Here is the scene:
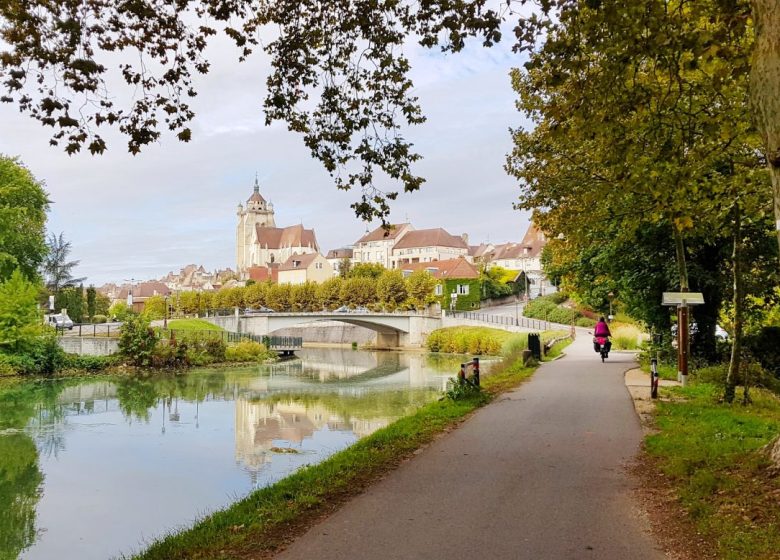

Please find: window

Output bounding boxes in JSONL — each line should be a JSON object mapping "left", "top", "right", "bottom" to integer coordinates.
{"left": 457, "top": 284, "right": 469, "bottom": 295}
{"left": 435, "top": 284, "right": 443, "bottom": 296}
{"left": 376, "top": 252, "right": 382, "bottom": 260}
{"left": 315, "top": 262, "right": 322, "bottom": 269}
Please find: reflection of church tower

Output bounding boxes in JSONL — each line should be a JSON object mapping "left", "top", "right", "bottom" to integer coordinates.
{"left": 236, "top": 176, "right": 275, "bottom": 276}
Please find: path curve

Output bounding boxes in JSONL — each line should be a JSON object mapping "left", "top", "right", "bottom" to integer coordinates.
{"left": 276, "top": 335, "right": 665, "bottom": 560}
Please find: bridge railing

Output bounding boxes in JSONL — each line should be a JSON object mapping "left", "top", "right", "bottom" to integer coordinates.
{"left": 201, "top": 308, "right": 439, "bottom": 318}
{"left": 158, "top": 329, "right": 302, "bottom": 349}
{"left": 445, "top": 310, "right": 550, "bottom": 331}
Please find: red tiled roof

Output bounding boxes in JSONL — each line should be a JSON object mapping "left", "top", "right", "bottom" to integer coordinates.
{"left": 356, "top": 223, "right": 410, "bottom": 244}
{"left": 117, "top": 281, "right": 170, "bottom": 299}
{"left": 255, "top": 224, "right": 319, "bottom": 251}
{"left": 400, "top": 258, "right": 479, "bottom": 279}
{"left": 469, "top": 243, "right": 494, "bottom": 258}
{"left": 279, "top": 253, "right": 320, "bottom": 271}
{"left": 393, "top": 228, "right": 468, "bottom": 250}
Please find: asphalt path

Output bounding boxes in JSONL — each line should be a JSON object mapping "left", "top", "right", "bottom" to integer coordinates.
{"left": 276, "top": 335, "right": 664, "bottom": 560}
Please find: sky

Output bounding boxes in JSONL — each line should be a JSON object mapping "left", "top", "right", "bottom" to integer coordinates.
{"left": 0, "top": 21, "right": 532, "bottom": 286}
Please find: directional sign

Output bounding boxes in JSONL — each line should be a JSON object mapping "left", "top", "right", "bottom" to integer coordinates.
{"left": 662, "top": 292, "right": 704, "bottom": 306}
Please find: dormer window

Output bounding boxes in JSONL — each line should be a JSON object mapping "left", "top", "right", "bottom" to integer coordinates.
{"left": 293, "top": 260, "right": 301, "bottom": 268}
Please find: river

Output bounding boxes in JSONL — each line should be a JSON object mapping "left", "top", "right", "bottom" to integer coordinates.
{"left": 0, "top": 348, "right": 488, "bottom": 560}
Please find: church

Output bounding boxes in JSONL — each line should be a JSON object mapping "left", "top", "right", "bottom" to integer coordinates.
{"left": 236, "top": 178, "right": 320, "bottom": 278}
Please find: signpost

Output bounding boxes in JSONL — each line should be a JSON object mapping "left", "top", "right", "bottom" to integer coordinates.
{"left": 662, "top": 292, "right": 704, "bottom": 386}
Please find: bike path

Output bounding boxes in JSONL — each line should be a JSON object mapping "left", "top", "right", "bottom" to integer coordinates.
{"left": 276, "top": 336, "right": 665, "bottom": 560}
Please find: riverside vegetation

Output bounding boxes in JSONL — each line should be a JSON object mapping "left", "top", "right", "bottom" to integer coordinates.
{"left": 130, "top": 328, "right": 571, "bottom": 560}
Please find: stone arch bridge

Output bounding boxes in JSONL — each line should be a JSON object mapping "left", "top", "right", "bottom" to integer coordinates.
{"left": 203, "top": 312, "right": 443, "bottom": 349}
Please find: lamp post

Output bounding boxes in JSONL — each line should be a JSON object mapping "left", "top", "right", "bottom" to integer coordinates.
{"left": 163, "top": 294, "right": 169, "bottom": 329}
{"left": 607, "top": 291, "right": 614, "bottom": 322}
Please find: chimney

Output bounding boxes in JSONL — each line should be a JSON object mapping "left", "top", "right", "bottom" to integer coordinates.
{"left": 461, "top": 233, "right": 469, "bottom": 245}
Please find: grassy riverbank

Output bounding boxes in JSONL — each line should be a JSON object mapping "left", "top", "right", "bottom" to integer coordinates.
{"left": 130, "top": 339, "right": 571, "bottom": 560}
{"left": 643, "top": 383, "right": 780, "bottom": 559}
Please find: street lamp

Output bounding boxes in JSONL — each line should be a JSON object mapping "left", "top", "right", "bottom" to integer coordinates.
{"left": 163, "top": 294, "right": 169, "bottom": 329}
{"left": 607, "top": 291, "right": 615, "bottom": 322}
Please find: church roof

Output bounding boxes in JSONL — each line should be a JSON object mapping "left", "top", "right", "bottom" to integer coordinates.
{"left": 247, "top": 177, "right": 266, "bottom": 204}
{"left": 255, "top": 223, "right": 319, "bottom": 250}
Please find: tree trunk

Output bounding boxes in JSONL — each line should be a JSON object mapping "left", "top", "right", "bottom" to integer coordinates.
{"left": 725, "top": 206, "right": 743, "bottom": 403}
{"left": 673, "top": 227, "right": 690, "bottom": 291}
{"left": 750, "top": 0, "right": 780, "bottom": 262}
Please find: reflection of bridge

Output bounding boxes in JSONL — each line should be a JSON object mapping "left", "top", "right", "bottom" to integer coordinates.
{"left": 204, "top": 312, "right": 442, "bottom": 349}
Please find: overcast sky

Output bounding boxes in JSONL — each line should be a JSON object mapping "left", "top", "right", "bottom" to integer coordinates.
{"left": 0, "top": 25, "right": 532, "bottom": 286}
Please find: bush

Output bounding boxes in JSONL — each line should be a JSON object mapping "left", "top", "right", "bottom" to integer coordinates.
{"left": 225, "top": 340, "right": 274, "bottom": 362}
{"left": 576, "top": 317, "right": 597, "bottom": 328}
{"left": 63, "top": 354, "right": 117, "bottom": 372}
{"left": 93, "top": 314, "right": 107, "bottom": 324}
{"left": 548, "top": 292, "right": 568, "bottom": 305}
{"left": 118, "top": 315, "right": 158, "bottom": 367}
{"left": 151, "top": 340, "right": 190, "bottom": 368}
{"left": 0, "top": 354, "right": 16, "bottom": 376}
{"left": 1, "top": 334, "right": 67, "bottom": 375}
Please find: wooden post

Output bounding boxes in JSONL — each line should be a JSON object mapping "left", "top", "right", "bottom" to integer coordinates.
{"left": 678, "top": 305, "right": 689, "bottom": 386}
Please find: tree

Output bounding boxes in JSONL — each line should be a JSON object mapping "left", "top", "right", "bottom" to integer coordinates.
{"left": 405, "top": 270, "right": 436, "bottom": 310}
{"left": 0, "top": 269, "right": 42, "bottom": 355}
{"left": 244, "top": 282, "right": 268, "bottom": 308}
{"left": 266, "top": 284, "right": 292, "bottom": 312}
{"left": 108, "top": 301, "right": 133, "bottom": 322}
{"left": 338, "top": 258, "right": 352, "bottom": 279}
{"left": 749, "top": 1, "right": 780, "bottom": 261}
{"left": 53, "top": 284, "right": 84, "bottom": 323}
{"left": 349, "top": 263, "right": 386, "bottom": 279}
{"left": 0, "top": 2, "right": 504, "bottom": 223}
{"left": 42, "top": 233, "right": 85, "bottom": 293}
{"left": 0, "top": 156, "right": 48, "bottom": 282}
{"left": 95, "top": 292, "right": 111, "bottom": 316}
{"left": 290, "top": 282, "right": 321, "bottom": 312}
{"left": 376, "top": 270, "right": 407, "bottom": 310}
{"left": 318, "top": 277, "right": 344, "bottom": 310}
{"left": 142, "top": 295, "right": 167, "bottom": 321}
{"left": 86, "top": 285, "right": 96, "bottom": 322}
{"left": 118, "top": 315, "right": 158, "bottom": 367}
{"left": 340, "top": 277, "right": 377, "bottom": 307}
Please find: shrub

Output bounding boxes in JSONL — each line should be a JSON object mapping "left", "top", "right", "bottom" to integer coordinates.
{"left": 63, "top": 354, "right": 117, "bottom": 372}
{"left": 0, "top": 354, "right": 16, "bottom": 376}
{"left": 118, "top": 315, "right": 158, "bottom": 367}
{"left": 225, "top": 340, "right": 274, "bottom": 362}
{"left": 548, "top": 292, "right": 568, "bottom": 305}
{"left": 425, "top": 327, "right": 505, "bottom": 355}
{"left": 576, "top": 317, "right": 597, "bottom": 328}
{"left": 204, "top": 338, "right": 226, "bottom": 361}
{"left": 151, "top": 340, "right": 190, "bottom": 368}
{"left": 92, "top": 314, "right": 107, "bottom": 324}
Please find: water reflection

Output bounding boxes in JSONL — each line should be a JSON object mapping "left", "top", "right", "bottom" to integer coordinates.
{"left": 0, "top": 348, "right": 476, "bottom": 560}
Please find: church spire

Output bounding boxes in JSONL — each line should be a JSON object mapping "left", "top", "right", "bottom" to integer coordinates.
{"left": 253, "top": 173, "right": 260, "bottom": 194}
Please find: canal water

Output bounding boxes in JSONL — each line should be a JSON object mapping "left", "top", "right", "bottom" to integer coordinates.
{"left": 0, "top": 348, "right": 485, "bottom": 560}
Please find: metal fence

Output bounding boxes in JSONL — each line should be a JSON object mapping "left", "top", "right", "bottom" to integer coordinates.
{"left": 158, "top": 329, "right": 302, "bottom": 349}
{"left": 55, "top": 323, "right": 120, "bottom": 337}
{"left": 446, "top": 310, "right": 550, "bottom": 331}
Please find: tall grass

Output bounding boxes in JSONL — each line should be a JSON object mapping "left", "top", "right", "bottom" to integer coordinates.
{"left": 612, "top": 324, "right": 643, "bottom": 350}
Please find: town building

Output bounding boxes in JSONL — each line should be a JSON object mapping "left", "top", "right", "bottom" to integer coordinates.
{"left": 277, "top": 253, "right": 334, "bottom": 285}
{"left": 399, "top": 257, "right": 481, "bottom": 311}
{"left": 116, "top": 281, "right": 171, "bottom": 313}
{"left": 351, "top": 223, "right": 413, "bottom": 268}
{"left": 236, "top": 177, "right": 320, "bottom": 278}
{"left": 391, "top": 228, "right": 470, "bottom": 268}
{"left": 325, "top": 247, "right": 354, "bottom": 276}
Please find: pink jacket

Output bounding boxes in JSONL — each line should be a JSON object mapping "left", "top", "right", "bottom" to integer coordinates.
{"left": 594, "top": 321, "right": 611, "bottom": 337}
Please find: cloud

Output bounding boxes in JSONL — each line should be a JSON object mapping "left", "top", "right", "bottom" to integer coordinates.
{"left": 0, "top": 18, "right": 532, "bottom": 285}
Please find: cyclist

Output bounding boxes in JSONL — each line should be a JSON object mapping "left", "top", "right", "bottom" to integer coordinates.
{"left": 593, "top": 316, "right": 612, "bottom": 354}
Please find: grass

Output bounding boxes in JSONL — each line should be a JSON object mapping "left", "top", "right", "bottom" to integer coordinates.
{"left": 611, "top": 324, "right": 643, "bottom": 350}
{"left": 165, "top": 319, "right": 223, "bottom": 331}
{"left": 646, "top": 382, "right": 780, "bottom": 559}
{"left": 426, "top": 326, "right": 569, "bottom": 358}
{"left": 129, "top": 348, "right": 553, "bottom": 560}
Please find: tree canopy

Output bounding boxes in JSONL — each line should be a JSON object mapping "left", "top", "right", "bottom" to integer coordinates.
{"left": 0, "top": 156, "right": 49, "bottom": 281}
